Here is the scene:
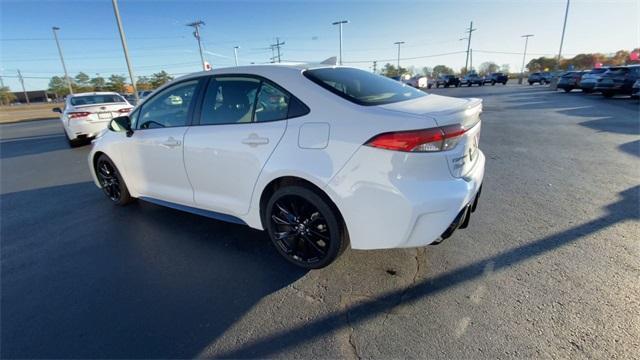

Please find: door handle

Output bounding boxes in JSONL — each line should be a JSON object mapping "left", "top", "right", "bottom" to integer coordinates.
{"left": 242, "top": 134, "right": 269, "bottom": 147}
{"left": 160, "top": 137, "right": 182, "bottom": 148}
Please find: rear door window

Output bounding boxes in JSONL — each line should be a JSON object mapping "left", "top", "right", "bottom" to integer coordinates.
{"left": 304, "top": 67, "right": 426, "bottom": 106}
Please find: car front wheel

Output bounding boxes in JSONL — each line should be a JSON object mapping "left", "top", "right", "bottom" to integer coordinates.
{"left": 265, "top": 185, "right": 348, "bottom": 269}
{"left": 95, "top": 154, "right": 134, "bottom": 206}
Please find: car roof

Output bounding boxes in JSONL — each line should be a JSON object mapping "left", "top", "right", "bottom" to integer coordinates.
{"left": 69, "top": 91, "right": 121, "bottom": 97}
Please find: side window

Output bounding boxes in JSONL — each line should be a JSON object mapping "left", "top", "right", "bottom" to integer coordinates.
{"left": 200, "top": 77, "right": 260, "bottom": 125}
{"left": 137, "top": 80, "right": 198, "bottom": 129}
{"left": 129, "top": 107, "right": 140, "bottom": 129}
{"left": 255, "top": 82, "right": 290, "bottom": 122}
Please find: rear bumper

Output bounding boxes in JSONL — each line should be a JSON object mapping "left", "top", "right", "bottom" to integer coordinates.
{"left": 66, "top": 119, "right": 110, "bottom": 140}
{"left": 327, "top": 146, "right": 485, "bottom": 250}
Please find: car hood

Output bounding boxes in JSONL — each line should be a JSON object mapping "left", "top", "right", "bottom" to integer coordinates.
{"left": 378, "top": 94, "right": 482, "bottom": 127}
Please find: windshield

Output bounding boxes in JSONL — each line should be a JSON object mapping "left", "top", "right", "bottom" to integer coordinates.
{"left": 70, "top": 94, "right": 125, "bottom": 106}
{"left": 590, "top": 68, "right": 607, "bottom": 74}
{"left": 304, "top": 67, "right": 426, "bottom": 106}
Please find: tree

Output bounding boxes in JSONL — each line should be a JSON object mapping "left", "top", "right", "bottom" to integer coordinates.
{"left": 422, "top": 67, "right": 433, "bottom": 77}
{"left": 74, "top": 72, "right": 91, "bottom": 91}
{"left": 107, "top": 74, "right": 127, "bottom": 93}
{"left": 500, "top": 64, "right": 510, "bottom": 74}
{"left": 526, "top": 57, "right": 557, "bottom": 72}
{"left": 0, "top": 86, "right": 16, "bottom": 105}
{"left": 149, "top": 71, "right": 173, "bottom": 89}
{"left": 478, "top": 62, "right": 499, "bottom": 76}
{"left": 48, "top": 75, "right": 71, "bottom": 96}
{"left": 379, "top": 63, "right": 407, "bottom": 77}
{"left": 90, "top": 76, "right": 106, "bottom": 91}
{"left": 136, "top": 76, "right": 152, "bottom": 91}
{"left": 432, "top": 65, "right": 454, "bottom": 77}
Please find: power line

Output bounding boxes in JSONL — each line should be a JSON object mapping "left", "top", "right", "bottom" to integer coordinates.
{"left": 342, "top": 50, "right": 467, "bottom": 64}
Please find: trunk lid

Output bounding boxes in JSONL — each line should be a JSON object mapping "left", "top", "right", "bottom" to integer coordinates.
{"left": 378, "top": 94, "right": 483, "bottom": 178}
{"left": 72, "top": 103, "right": 131, "bottom": 122}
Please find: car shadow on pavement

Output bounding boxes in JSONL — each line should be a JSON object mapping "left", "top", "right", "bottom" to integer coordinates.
{"left": 618, "top": 139, "right": 640, "bottom": 158}
{"left": 212, "top": 185, "right": 639, "bottom": 358}
{"left": 0, "top": 134, "right": 70, "bottom": 159}
{"left": 1, "top": 182, "right": 307, "bottom": 358}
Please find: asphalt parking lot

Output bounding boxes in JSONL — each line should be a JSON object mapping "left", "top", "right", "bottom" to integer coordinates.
{"left": 1, "top": 84, "right": 638, "bottom": 358}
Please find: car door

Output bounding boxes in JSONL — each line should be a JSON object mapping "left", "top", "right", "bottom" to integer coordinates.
{"left": 183, "top": 76, "right": 302, "bottom": 216}
{"left": 122, "top": 78, "right": 203, "bottom": 206}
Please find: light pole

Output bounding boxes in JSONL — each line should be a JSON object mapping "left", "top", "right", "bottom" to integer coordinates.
{"left": 557, "top": 0, "right": 570, "bottom": 69}
{"left": 332, "top": 20, "right": 349, "bottom": 65}
{"left": 519, "top": 34, "right": 534, "bottom": 84}
{"left": 111, "top": 0, "right": 138, "bottom": 102}
{"left": 187, "top": 20, "right": 206, "bottom": 70}
{"left": 233, "top": 46, "right": 240, "bottom": 66}
{"left": 52, "top": 26, "right": 73, "bottom": 95}
{"left": 394, "top": 41, "right": 405, "bottom": 77}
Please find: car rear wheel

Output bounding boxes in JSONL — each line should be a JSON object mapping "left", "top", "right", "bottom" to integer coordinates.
{"left": 95, "top": 154, "right": 134, "bottom": 206}
{"left": 491, "top": 81, "right": 496, "bottom": 86}
{"left": 563, "top": 88, "right": 572, "bottom": 93}
{"left": 602, "top": 91, "right": 614, "bottom": 98}
{"left": 265, "top": 185, "right": 348, "bottom": 269}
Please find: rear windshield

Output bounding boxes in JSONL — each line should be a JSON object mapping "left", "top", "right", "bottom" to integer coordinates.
{"left": 606, "top": 67, "right": 629, "bottom": 75}
{"left": 589, "top": 68, "right": 607, "bottom": 74}
{"left": 304, "top": 67, "right": 426, "bottom": 106}
{"left": 70, "top": 94, "right": 125, "bottom": 106}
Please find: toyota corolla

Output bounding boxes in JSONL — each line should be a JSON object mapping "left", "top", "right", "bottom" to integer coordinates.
{"left": 88, "top": 65, "right": 485, "bottom": 268}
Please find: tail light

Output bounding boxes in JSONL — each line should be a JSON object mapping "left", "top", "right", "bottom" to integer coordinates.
{"left": 365, "top": 124, "right": 471, "bottom": 152}
{"left": 118, "top": 108, "right": 132, "bottom": 113}
{"left": 68, "top": 111, "right": 91, "bottom": 119}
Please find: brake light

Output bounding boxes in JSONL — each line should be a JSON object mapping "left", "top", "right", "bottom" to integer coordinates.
{"left": 365, "top": 124, "right": 470, "bottom": 152}
{"left": 118, "top": 107, "right": 132, "bottom": 113}
{"left": 68, "top": 111, "right": 91, "bottom": 119}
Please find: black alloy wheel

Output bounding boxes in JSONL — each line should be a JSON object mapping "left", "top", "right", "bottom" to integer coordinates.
{"left": 266, "top": 186, "right": 347, "bottom": 269}
{"left": 95, "top": 155, "right": 133, "bottom": 205}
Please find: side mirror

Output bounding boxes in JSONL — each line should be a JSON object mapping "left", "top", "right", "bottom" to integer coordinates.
{"left": 109, "top": 116, "right": 134, "bottom": 137}
{"left": 52, "top": 107, "right": 62, "bottom": 113}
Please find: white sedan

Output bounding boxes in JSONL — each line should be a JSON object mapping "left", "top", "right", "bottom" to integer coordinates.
{"left": 53, "top": 92, "right": 132, "bottom": 147}
{"left": 88, "top": 65, "right": 485, "bottom": 268}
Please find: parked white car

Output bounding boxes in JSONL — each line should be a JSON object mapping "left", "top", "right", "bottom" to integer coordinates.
{"left": 88, "top": 65, "right": 485, "bottom": 268}
{"left": 53, "top": 92, "right": 132, "bottom": 147}
{"left": 403, "top": 75, "right": 429, "bottom": 89}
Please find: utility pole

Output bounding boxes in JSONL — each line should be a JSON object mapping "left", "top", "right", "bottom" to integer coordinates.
{"left": 463, "top": 21, "right": 477, "bottom": 74}
{"left": 17, "top": 70, "right": 29, "bottom": 104}
{"left": 52, "top": 26, "right": 73, "bottom": 95}
{"left": 332, "top": 20, "right": 349, "bottom": 65}
{"left": 270, "top": 45, "right": 276, "bottom": 63}
{"left": 394, "top": 41, "right": 405, "bottom": 76}
{"left": 271, "top": 37, "right": 285, "bottom": 63}
{"left": 557, "top": 0, "right": 570, "bottom": 69}
{"left": 519, "top": 34, "right": 534, "bottom": 84}
{"left": 0, "top": 75, "right": 4, "bottom": 87}
{"left": 372, "top": 61, "right": 377, "bottom": 73}
{"left": 470, "top": 49, "right": 473, "bottom": 72}
{"left": 233, "top": 46, "right": 240, "bottom": 66}
{"left": 112, "top": 0, "right": 138, "bottom": 103}
{"left": 187, "top": 20, "right": 206, "bottom": 70}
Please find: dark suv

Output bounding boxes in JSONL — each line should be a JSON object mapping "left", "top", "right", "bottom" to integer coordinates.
{"left": 487, "top": 72, "right": 508, "bottom": 85}
{"left": 435, "top": 74, "right": 460, "bottom": 88}
{"left": 557, "top": 71, "right": 587, "bottom": 93}
{"left": 461, "top": 73, "right": 484, "bottom": 86}
{"left": 528, "top": 72, "right": 550, "bottom": 85}
{"left": 594, "top": 65, "right": 640, "bottom": 98}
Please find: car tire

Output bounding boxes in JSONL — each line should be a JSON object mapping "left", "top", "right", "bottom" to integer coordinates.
{"left": 468, "top": 83, "right": 471, "bottom": 87}
{"left": 563, "top": 88, "right": 571, "bottom": 93}
{"left": 67, "top": 136, "right": 84, "bottom": 148}
{"left": 445, "top": 84, "right": 449, "bottom": 88}
{"left": 265, "top": 185, "right": 348, "bottom": 269}
{"left": 491, "top": 81, "right": 496, "bottom": 86}
{"left": 602, "top": 91, "right": 614, "bottom": 98}
{"left": 95, "top": 154, "right": 135, "bottom": 206}
{"left": 529, "top": 82, "right": 533, "bottom": 85}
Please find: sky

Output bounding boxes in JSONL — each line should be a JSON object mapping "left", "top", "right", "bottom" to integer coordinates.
{"left": 1, "top": 0, "right": 638, "bottom": 91}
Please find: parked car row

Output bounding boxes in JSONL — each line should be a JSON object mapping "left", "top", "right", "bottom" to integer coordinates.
{"left": 394, "top": 72, "right": 509, "bottom": 89}
{"left": 554, "top": 65, "right": 640, "bottom": 98}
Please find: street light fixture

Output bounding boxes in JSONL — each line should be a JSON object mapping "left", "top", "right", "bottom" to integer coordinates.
{"left": 394, "top": 41, "right": 405, "bottom": 77}
{"left": 519, "top": 34, "right": 534, "bottom": 84}
{"left": 332, "top": 20, "right": 349, "bottom": 65}
{"left": 51, "top": 26, "right": 73, "bottom": 95}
